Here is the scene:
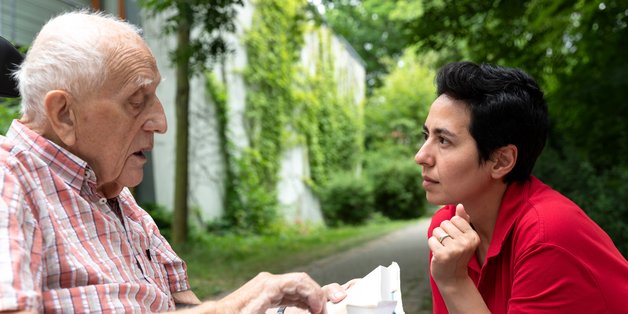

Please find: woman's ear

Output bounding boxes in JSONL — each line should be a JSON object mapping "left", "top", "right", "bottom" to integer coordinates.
{"left": 490, "top": 144, "right": 517, "bottom": 179}
{"left": 43, "top": 90, "right": 77, "bottom": 146}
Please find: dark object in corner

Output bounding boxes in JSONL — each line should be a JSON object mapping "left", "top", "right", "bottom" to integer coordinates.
{"left": 0, "top": 36, "right": 23, "bottom": 98}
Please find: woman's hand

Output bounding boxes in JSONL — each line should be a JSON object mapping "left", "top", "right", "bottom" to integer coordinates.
{"left": 427, "top": 204, "right": 490, "bottom": 314}
{"left": 428, "top": 204, "right": 480, "bottom": 286}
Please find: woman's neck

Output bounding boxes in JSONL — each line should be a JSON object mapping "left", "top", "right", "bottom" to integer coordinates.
{"left": 463, "top": 181, "right": 508, "bottom": 265}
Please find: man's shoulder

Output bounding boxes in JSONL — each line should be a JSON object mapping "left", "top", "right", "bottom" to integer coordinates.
{"left": 1, "top": 134, "right": 37, "bottom": 171}
{"left": 0, "top": 135, "right": 47, "bottom": 197}
{"left": 1, "top": 135, "right": 25, "bottom": 171}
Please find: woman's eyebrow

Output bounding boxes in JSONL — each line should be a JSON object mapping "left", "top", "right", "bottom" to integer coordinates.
{"left": 423, "top": 124, "right": 457, "bottom": 137}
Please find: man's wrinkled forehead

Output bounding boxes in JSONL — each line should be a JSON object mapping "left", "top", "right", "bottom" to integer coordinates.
{"left": 106, "top": 39, "right": 160, "bottom": 90}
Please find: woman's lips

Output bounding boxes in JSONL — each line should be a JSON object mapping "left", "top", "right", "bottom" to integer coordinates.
{"left": 422, "top": 175, "right": 439, "bottom": 188}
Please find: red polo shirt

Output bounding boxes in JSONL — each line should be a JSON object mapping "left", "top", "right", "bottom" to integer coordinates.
{"left": 428, "top": 176, "right": 628, "bottom": 313}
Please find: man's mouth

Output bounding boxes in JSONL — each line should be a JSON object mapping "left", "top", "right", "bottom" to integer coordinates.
{"left": 133, "top": 150, "right": 146, "bottom": 158}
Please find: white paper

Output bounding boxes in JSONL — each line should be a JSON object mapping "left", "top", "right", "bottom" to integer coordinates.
{"left": 326, "top": 262, "right": 405, "bottom": 314}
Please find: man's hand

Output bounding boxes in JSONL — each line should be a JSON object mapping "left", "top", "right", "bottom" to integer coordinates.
{"left": 217, "top": 272, "right": 327, "bottom": 314}
{"left": 267, "top": 279, "right": 358, "bottom": 314}
{"left": 428, "top": 203, "right": 480, "bottom": 285}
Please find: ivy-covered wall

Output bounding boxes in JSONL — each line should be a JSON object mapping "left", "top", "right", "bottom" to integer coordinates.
{"left": 219, "top": 0, "right": 365, "bottom": 232}
{"left": 146, "top": 0, "right": 365, "bottom": 232}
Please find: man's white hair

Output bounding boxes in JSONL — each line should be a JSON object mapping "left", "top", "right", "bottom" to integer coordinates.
{"left": 14, "top": 10, "right": 143, "bottom": 126}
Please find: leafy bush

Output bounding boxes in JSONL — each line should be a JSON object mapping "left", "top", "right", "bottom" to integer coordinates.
{"left": 320, "top": 172, "right": 374, "bottom": 226}
{"left": 366, "top": 152, "right": 426, "bottom": 220}
{"left": 0, "top": 98, "right": 20, "bottom": 134}
{"left": 535, "top": 143, "right": 628, "bottom": 257}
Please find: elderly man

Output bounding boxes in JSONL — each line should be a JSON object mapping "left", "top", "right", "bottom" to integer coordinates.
{"left": 0, "top": 11, "right": 345, "bottom": 313}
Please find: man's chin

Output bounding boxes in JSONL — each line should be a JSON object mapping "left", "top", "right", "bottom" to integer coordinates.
{"left": 123, "top": 175, "right": 144, "bottom": 189}
{"left": 103, "top": 174, "right": 143, "bottom": 198}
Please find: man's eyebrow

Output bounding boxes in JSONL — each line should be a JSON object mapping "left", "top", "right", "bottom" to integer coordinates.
{"left": 423, "top": 125, "right": 456, "bottom": 137}
{"left": 134, "top": 75, "right": 154, "bottom": 88}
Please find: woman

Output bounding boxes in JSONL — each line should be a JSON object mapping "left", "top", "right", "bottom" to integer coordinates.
{"left": 416, "top": 62, "right": 627, "bottom": 313}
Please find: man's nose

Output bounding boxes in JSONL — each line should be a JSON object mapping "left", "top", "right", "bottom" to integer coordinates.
{"left": 144, "top": 99, "right": 167, "bottom": 134}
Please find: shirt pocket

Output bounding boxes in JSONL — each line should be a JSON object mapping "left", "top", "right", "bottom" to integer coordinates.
{"left": 134, "top": 235, "right": 171, "bottom": 294}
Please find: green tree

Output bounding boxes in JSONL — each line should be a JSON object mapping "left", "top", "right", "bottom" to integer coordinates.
{"left": 365, "top": 47, "right": 436, "bottom": 153}
{"left": 320, "top": 0, "right": 415, "bottom": 91}
{"left": 140, "top": 0, "right": 243, "bottom": 244}
{"left": 403, "top": 0, "right": 628, "bottom": 170}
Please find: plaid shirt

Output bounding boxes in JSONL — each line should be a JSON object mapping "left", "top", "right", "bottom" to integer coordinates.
{"left": 0, "top": 120, "right": 190, "bottom": 313}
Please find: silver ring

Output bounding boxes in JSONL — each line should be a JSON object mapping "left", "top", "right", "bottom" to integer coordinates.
{"left": 438, "top": 234, "right": 451, "bottom": 244}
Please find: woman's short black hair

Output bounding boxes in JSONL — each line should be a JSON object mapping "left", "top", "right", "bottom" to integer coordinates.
{"left": 436, "top": 61, "right": 549, "bottom": 183}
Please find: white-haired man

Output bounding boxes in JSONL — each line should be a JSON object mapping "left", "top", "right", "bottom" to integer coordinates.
{"left": 0, "top": 11, "right": 346, "bottom": 313}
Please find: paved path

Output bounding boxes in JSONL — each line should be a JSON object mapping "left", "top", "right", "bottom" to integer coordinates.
{"left": 290, "top": 218, "right": 432, "bottom": 314}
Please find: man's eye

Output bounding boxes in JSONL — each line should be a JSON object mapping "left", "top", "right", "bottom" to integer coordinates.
{"left": 439, "top": 137, "right": 450, "bottom": 145}
{"left": 422, "top": 132, "right": 429, "bottom": 140}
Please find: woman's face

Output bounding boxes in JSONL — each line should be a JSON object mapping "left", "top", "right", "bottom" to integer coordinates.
{"left": 415, "top": 94, "right": 494, "bottom": 205}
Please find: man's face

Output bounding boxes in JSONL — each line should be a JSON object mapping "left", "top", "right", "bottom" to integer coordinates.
{"left": 414, "top": 94, "right": 493, "bottom": 206}
{"left": 71, "top": 39, "right": 167, "bottom": 197}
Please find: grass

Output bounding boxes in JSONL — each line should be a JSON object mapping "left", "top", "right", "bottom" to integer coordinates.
{"left": 175, "top": 219, "right": 416, "bottom": 299}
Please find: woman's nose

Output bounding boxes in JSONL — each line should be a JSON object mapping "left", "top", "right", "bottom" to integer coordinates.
{"left": 415, "top": 142, "right": 432, "bottom": 166}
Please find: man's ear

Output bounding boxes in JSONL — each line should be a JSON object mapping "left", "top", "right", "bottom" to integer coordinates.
{"left": 490, "top": 144, "right": 517, "bottom": 180}
{"left": 43, "top": 90, "right": 77, "bottom": 146}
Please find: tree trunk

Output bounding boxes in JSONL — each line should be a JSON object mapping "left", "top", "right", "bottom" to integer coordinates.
{"left": 172, "top": 5, "right": 192, "bottom": 245}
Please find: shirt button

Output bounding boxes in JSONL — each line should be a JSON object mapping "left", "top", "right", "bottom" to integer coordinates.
{"left": 99, "top": 198, "right": 107, "bottom": 205}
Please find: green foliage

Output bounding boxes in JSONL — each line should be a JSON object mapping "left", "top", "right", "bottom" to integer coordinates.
{"left": 403, "top": 0, "right": 628, "bottom": 171}
{"left": 320, "top": 0, "right": 414, "bottom": 90}
{"left": 226, "top": 0, "right": 307, "bottom": 232}
{"left": 357, "top": 47, "right": 433, "bottom": 221}
{"left": 365, "top": 48, "right": 436, "bottom": 151}
{"left": 0, "top": 98, "right": 20, "bottom": 134}
{"left": 365, "top": 150, "right": 426, "bottom": 220}
{"left": 140, "top": 0, "right": 244, "bottom": 75}
{"left": 223, "top": 0, "right": 364, "bottom": 232}
{"left": 143, "top": 0, "right": 366, "bottom": 233}
{"left": 227, "top": 148, "right": 281, "bottom": 233}
{"left": 295, "top": 27, "right": 364, "bottom": 190}
{"left": 320, "top": 172, "right": 374, "bottom": 226}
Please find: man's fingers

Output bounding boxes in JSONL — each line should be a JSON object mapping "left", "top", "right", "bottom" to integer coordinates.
{"left": 341, "top": 279, "right": 360, "bottom": 291}
{"left": 286, "top": 273, "right": 326, "bottom": 314}
{"left": 232, "top": 272, "right": 327, "bottom": 314}
{"left": 322, "top": 282, "right": 348, "bottom": 303}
